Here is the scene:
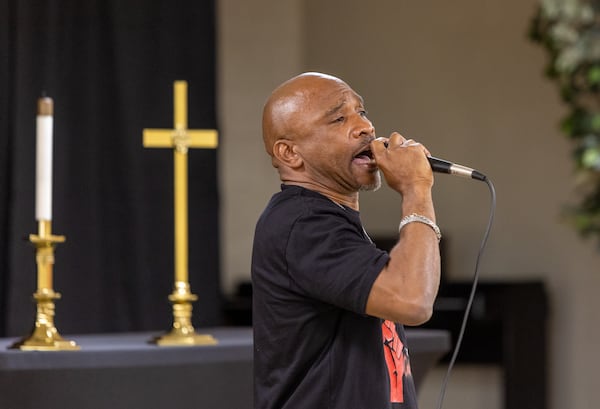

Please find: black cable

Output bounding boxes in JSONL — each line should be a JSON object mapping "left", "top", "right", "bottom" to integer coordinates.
{"left": 435, "top": 177, "right": 496, "bottom": 409}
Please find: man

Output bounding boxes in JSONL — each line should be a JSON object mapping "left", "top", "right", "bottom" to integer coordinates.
{"left": 252, "top": 72, "right": 441, "bottom": 409}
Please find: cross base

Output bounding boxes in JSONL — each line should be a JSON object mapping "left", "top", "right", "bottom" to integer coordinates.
{"left": 154, "top": 331, "right": 218, "bottom": 347}
{"left": 151, "top": 282, "right": 218, "bottom": 346}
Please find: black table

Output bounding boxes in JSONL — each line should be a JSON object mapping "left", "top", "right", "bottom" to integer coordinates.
{"left": 0, "top": 327, "right": 449, "bottom": 409}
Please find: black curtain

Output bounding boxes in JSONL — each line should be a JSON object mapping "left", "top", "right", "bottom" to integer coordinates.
{"left": 0, "top": 0, "right": 222, "bottom": 337}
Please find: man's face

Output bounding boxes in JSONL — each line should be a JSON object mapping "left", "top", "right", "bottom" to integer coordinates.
{"left": 292, "top": 78, "right": 381, "bottom": 194}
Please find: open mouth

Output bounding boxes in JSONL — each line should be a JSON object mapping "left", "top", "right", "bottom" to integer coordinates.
{"left": 353, "top": 148, "right": 374, "bottom": 165}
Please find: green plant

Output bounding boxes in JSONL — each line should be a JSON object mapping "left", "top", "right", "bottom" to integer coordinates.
{"left": 530, "top": 0, "right": 600, "bottom": 239}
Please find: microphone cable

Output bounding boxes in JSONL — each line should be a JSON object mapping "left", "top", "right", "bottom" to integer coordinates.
{"left": 435, "top": 176, "right": 496, "bottom": 409}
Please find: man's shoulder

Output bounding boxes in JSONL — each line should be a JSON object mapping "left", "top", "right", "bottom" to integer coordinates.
{"left": 262, "top": 185, "right": 344, "bottom": 218}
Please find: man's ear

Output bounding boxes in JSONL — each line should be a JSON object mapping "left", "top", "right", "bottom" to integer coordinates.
{"left": 273, "top": 139, "right": 303, "bottom": 168}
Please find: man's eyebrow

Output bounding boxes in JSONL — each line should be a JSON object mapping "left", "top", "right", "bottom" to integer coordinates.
{"left": 324, "top": 100, "right": 347, "bottom": 117}
{"left": 322, "top": 94, "right": 365, "bottom": 118}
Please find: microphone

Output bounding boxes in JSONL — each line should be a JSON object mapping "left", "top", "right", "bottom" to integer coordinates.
{"left": 428, "top": 156, "right": 487, "bottom": 181}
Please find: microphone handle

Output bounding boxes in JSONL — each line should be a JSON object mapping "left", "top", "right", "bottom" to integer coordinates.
{"left": 428, "top": 156, "right": 487, "bottom": 181}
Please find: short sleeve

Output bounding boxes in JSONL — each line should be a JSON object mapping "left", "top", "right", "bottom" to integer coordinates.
{"left": 286, "top": 208, "right": 389, "bottom": 314}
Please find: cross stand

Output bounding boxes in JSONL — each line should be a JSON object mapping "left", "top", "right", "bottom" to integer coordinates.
{"left": 143, "top": 81, "right": 218, "bottom": 346}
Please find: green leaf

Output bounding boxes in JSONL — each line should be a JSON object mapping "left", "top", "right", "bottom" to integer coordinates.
{"left": 588, "top": 65, "right": 600, "bottom": 85}
{"left": 591, "top": 114, "right": 600, "bottom": 132}
{"left": 561, "top": 114, "right": 575, "bottom": 135}
{"left": 582, "top": 147, "right": 600, "bottom": 168}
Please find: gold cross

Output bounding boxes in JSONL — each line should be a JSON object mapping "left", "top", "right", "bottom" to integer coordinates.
{"left": 143, "top": 81, "right": 218, "bottom": 346}
{"left": 143, "top": 80, "right": 218, "bottom": 288}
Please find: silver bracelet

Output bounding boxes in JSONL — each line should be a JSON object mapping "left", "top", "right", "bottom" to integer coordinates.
{"left": 398, "top": 213, "right": 442, "bottom": 242}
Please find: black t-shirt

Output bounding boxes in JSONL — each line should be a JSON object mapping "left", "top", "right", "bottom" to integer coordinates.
{"left": 252, "top": 185, "right": 418, "bottom": 409}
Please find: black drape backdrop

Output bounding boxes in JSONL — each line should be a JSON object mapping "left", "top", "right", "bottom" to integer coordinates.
{"left": 0, "top": 0, "right": 222, "bottom": 337}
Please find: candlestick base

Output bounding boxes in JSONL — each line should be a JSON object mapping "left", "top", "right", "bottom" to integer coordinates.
{"left": 10, "top": 289, "right": 80, "bottom": 351}
{"left": 152, "top": 282, "right": 217, "bottom": 346}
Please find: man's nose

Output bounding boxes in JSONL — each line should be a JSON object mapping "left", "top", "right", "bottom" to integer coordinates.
{"left": 352, "top": 117, "right": 375, "bottom": 138}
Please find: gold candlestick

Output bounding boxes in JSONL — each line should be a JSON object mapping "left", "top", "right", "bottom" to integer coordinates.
{"left": 10, "top": 220, "right": 79, "bottom": 351}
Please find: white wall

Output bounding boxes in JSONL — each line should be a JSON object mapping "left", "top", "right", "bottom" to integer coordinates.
{"left": 217, "top": 0, "right": 303, "bottom": 292}
{"left": 218, "top": 1, "right": 600, "bottom": 408}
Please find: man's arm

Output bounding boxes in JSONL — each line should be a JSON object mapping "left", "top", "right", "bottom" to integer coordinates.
{"left": 365, "top": 134, "right": 441, "bottom": 325}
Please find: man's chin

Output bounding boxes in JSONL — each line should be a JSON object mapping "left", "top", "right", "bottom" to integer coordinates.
{"left": 359, "top": 171, "right": 382, "bottom": 192}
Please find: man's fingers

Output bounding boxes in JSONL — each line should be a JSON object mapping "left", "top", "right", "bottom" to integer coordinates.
{"left": 373, "top": 132, "right": 431, "bottom": 158}
{"left": 371, "top": 137, "right": 389, "bottom": 158}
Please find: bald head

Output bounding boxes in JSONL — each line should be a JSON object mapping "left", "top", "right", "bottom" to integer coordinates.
{"left": 262, "top": 72, "right": 349, "bottom": 157}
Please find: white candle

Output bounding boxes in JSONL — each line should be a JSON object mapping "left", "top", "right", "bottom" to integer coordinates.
{"left": 35, "top": 97, "right": 53, "bottom": 221}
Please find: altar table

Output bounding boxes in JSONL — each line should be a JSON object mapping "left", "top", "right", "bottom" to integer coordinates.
{"left": 0, "top": 327, "right": 449, "bottom": 409}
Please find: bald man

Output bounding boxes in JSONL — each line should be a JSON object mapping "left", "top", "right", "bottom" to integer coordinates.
{"left": 252, "top": 72, "right": 441, "bottom": 409}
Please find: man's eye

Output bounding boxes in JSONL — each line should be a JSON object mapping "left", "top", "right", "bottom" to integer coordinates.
{"left": 334, "top": 116, "right": 345, "bottom": 123}
{"left": 359, "top": 110, "right": 368, "bottom": 117}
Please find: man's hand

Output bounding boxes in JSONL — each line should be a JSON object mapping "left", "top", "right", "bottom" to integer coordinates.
{"left": 370, "top": 132, "right": 434, "bottom": 195}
